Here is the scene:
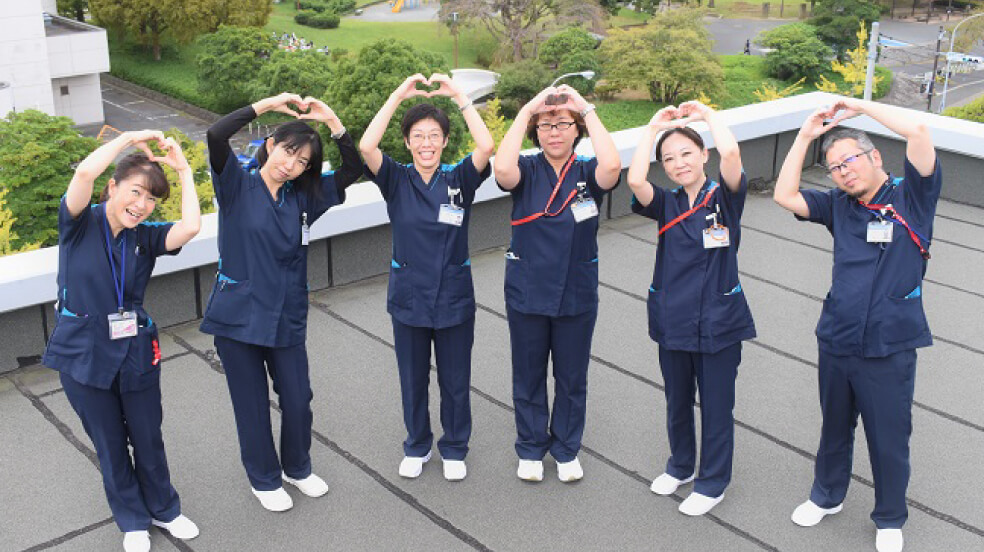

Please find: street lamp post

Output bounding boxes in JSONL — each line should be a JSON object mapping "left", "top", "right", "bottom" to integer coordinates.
{"left": 550, "top": 71, "right": 596, "bottom": 88}
{"left": 939, "top": 12, "right": 984, "bottom": 113}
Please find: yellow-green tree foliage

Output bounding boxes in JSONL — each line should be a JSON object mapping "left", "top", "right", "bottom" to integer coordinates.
{"left": 598, "top": 8, "right": 723, "bottom": 104}
{"left": 461, "top": 97, "right": 507, "bottom": 160}
{"left": 0, "top": 188, "right": 40, "bottom": 256}
{"left": 144, "top": 128, "right": 215, "bottom": 223}
{"left": 827, "top": 22, "right": 882, "bottom": 97}
{"left": 753, "top": 78, "right": 806, "bottom": 102}
{"left": 943, "top": 94, "right": 984, "bottom": 123}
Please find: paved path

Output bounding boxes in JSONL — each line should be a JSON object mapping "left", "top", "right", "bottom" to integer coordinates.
{"left": 4, "top": 168, "right": 983, "bottom": 551}
{"left": 348, "top": 0, "right": 440, "bottom": 22}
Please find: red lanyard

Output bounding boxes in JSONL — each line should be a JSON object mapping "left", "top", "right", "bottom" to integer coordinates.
{"left": 656, "top": 183, "right": 719, "bottom": 237}
{"left": 859, "top": 201, "right": 931, "bottom": 259}
{"left": 511, "top": 154, "right": 579, "bottom": 226}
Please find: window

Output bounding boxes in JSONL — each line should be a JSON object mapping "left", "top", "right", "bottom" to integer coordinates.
{"left": 60, "top": 86, "right": 69, "bottom": 96}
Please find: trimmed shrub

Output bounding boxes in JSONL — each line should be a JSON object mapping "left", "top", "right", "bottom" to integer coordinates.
{"left": 495, "top": 60, "right": 554, "bottom": 118}
{"left": 296, "top": 10, "right": 340, "bottom": 28}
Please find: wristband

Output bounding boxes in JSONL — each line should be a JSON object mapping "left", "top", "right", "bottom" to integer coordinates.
{"left": 459, "top": 101, "right": 473, "bottom": 112}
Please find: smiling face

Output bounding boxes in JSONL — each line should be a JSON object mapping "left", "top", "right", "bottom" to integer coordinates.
{"left": 106, "top": 176, "right": 159, "bottom": 230}
{"left": 405, "top": 117, "right": 447, "bottom": 173}
{"left": 659, "top": 132, "right": 709, "bottom": 188}
{"left": 533, "top": 110, "right": 581, "bottom": 162}
{"left": 824, "top": 138, "right": 884, "bottom": 200}
{"left": 263, "top": 139, "right": 313, "bottom": 184}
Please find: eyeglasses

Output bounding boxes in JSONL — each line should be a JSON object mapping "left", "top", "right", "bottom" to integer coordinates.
{"left": 535, "top": 121, "right": 575, "bottom": 133}
{"left": 409, "top": 133, "right": 444, "bottom": 146}
{"left": 827, "top": 150, "right": 872, "bottom": 176}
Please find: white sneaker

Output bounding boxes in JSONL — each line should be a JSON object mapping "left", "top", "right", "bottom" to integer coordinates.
{"left": 251, "top": 487, "right": 293, "bottom": 512}
{"left": 556, "top": 457, "right": 584, "bottom": 482}
{"left": 398, "top": 451, "right": 432, "bottom": 478}
{"left": 151, "top": 514, "right": 199, "bottom": 539}
{"left": 650, "top": 472, "right": 696, "bottom": 495}
{"left": 442, "top": 459, "right": 467, "bottom": 481}
{"left": 791, "top": 500, "right": 843, "bottom": 527}
{"left": 123, "top": 531, "right": 150, "bottom": 552}
{"left": 876, "top": 529, "right": 904, "bottom": 552}
{"left": 283, "top": 473, "right": 329, "bottom": 497}
{"left": 516, "top": 459, "right": 544, "bottom": 482}
{"left": 679, "top": 492, "right": 724, "bottom": 516}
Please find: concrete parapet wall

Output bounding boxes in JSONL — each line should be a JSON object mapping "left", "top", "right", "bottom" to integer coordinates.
{"left": 2, "top": 92, "right": 981, "bottom": 373}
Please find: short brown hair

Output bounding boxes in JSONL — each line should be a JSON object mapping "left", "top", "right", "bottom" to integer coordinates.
{"left": 99, "top": 153, "right": 170, "bottom": 202}
{"left": 525, "top": 109, "right": 588, "bottom": 151}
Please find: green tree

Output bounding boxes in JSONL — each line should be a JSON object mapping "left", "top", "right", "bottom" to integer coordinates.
{"left": 145, "top": 129, "right": 215, "bottom": 222}
{"left": 494, "top": 59, "right": 554, "bottom": 118}
{"left": 756, "top": 23, "right": 832, "bottom": 81}
{"left": 196, "top": 26, "right": 278, "bottom": 112}
{"left": 56, "top": 0, "right": 88, "bottom": 22}
{"left": 249, "top": 50, "right": 334, "bottom": 101}
{"left": 90, "top": 0, "right": 273, "bottom": 61}
{"left": 808, "top": 0, "right": 881, "bottom": 59}
{"left": 0, "top": 188, "right": 41, "bottom": 256}
{"left": 0, "top": 110, "right": 102, "bottom": 249}
{"left": 943, "top": 93, "right": 984, "bottom": 123}
{"left": 556, "top": 51, "right": 601, "bottom": 96}
{"left": 439, "top": 0, "right": 604, "bottom": 62}
{"left": 538, "top": 27, "right": 598, "bottom": 68}
{"left": 323, "top": 39, "right": 466, "bottom": 167}
{"left": 599, "top": 9, "right": 723, "bottom": 104}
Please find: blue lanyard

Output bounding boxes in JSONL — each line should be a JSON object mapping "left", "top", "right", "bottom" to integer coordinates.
{"left": 102, "top": 212, "right": 126, "bottom": 312}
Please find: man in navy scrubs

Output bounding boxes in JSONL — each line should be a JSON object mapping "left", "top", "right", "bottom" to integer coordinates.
{"left": 774, "top": 98, "right": 942, "bottom": 552}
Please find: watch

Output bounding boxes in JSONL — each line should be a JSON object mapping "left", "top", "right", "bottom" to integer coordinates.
{"left": 579, "top": 104, "right": 596, "bottom": 118}
{"left": 330, "top": 127, "right": 347, "bottom": 140}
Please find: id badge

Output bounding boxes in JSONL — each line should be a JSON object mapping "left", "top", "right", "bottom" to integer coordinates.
{"left": 108, "top": 311, "right": 138, "bottom": 340}
{"left": 571, "top": 198, "right": 598, "bottom": 223}
{"left": 438, "top": 204, "right": 464, "bottom": 226}
{"left": 703, "top": 226, "right": 730, "bottom": 249}
{"left": 867, "top": 220, "right": 893, "bottom": 243}
{"left": 301, "top": 212, "right": 310, "bottom": 246}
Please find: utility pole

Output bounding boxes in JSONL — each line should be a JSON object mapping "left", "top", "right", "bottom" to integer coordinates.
{"left": 927, "top": 26, "right": 945, "bottom": 111}
{"left": 451, "top": 12, "right": 459, "bottom": 68}
{"left": 863, "top": 22, "right": 880, "bottom": 100}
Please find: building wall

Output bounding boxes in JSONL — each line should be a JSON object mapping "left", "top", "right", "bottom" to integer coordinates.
{"left": 51, "top": 74, "right": 104, "bottom": 125}
{"left": 0, "top": 0, "right": 55, "bottom": 117}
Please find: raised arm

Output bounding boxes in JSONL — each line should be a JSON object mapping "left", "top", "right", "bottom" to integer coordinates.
{"left": 627, "top": 107, "right": 681, "bottom": 207}
{"left": 774, "top": 106, "right": 833, "bottom": 218}
{"left": 553, "top": 84, "right": 621, "bottom": 190}
{"left": 494, "top": 87, "right": 557, "bottom": 190}
{"left": 827, "top": 98, "right": 936, "bottom": 177}
{"left": 359, "top": 74, "right": 429, "bottom": 175}
{"left": 679, "top": 101, "right": 743, "bottom": 191}
{"left": 157, "top": 137, "right": 201, "bottom": 251}
{"left": 428, "top": 73, "right": 495, "bottom": 171}
{"left": 206, "top": 93, "right": 306, "bottom": 175}
{"left": 299, "top": 97, "right": 362, "bottom": 189}
{"left": 66, "top": 130, "right": 165, "bottom": 218}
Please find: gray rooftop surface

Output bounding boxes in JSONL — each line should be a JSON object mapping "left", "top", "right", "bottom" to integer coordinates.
{"left": 3, "top": 170, "right": 983, "bottom": 551}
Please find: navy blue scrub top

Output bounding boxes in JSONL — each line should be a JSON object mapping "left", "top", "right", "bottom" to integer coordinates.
{"left": 500, "top": 153, "right": 610, "bottom": 317}
{"left": 42, "top": 200, "right": 178, "bottom": 392}
{"left": 199, "top": 149, "right": 343, "bottom": 348}
{"left": 366, "top": 153, "right": 491, "bottom": 329}
{"left": 632, "top": 173, "right": 756, "bottom": 354}
{"left": 797, "top": 158, "right": 942, "bottom": 358}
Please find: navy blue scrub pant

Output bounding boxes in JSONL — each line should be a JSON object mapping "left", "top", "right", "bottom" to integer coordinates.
{"left": 507, "top": 307, "right": 597, "bottom": 463}
{"left": 810, "top": 348, "right": 916, "bottom": 529}
{"left": 392, "top": 316, "right": 474, "bottom": 460}
{"left": 658, "top": 342, "right": 740, "bottom": 498}
{"left": 214, "top": 336, "right": 313, "bottom": 491}
{"left": 61, "top": 372, "right": 180, "bottom": 532}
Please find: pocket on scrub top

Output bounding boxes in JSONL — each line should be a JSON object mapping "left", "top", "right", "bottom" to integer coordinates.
{"left": 46, "top": 314, "right": 93, "bottom": 361}
{"left": 205, "top": 279, "right": 252, "bottom": 326}
{"left": 504, "top": 255, "right": 528, "bottom": 305}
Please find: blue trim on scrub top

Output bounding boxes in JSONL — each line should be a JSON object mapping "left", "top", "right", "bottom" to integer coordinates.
{"left": 391, "top": 259, "right": 401, "bottom": 268}
{"left": 217, "top": 273, "right": 238, "bottom": 284}
{"left": 904, "top": 286, "right": 921, "bottom": 299}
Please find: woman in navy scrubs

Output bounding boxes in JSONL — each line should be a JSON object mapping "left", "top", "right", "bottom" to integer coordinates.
{"left": 200, "top": 93, "right": 361, "bottom": 511}
{"left": 494, "top": 84, "right": 621, "bottom": 483}
{"left": 360, "top": 73, "right": 495, "bottom": 481}
{"left": 43, "top": 131, "right": 202, "bottom": 552}
{"left": 626, "top": 101, "right": 756, "bottom": 516}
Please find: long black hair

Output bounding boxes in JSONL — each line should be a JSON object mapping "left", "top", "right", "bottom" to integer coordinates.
{"left": 256, "top": 120, "right": 324, "bottom": 198}
{"left": 99, "top": 153, "right": 170, "bottom": 203}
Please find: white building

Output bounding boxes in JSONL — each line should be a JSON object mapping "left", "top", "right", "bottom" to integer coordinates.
{"left": 0, "top": 0, "right": 110, "bottom": 126}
